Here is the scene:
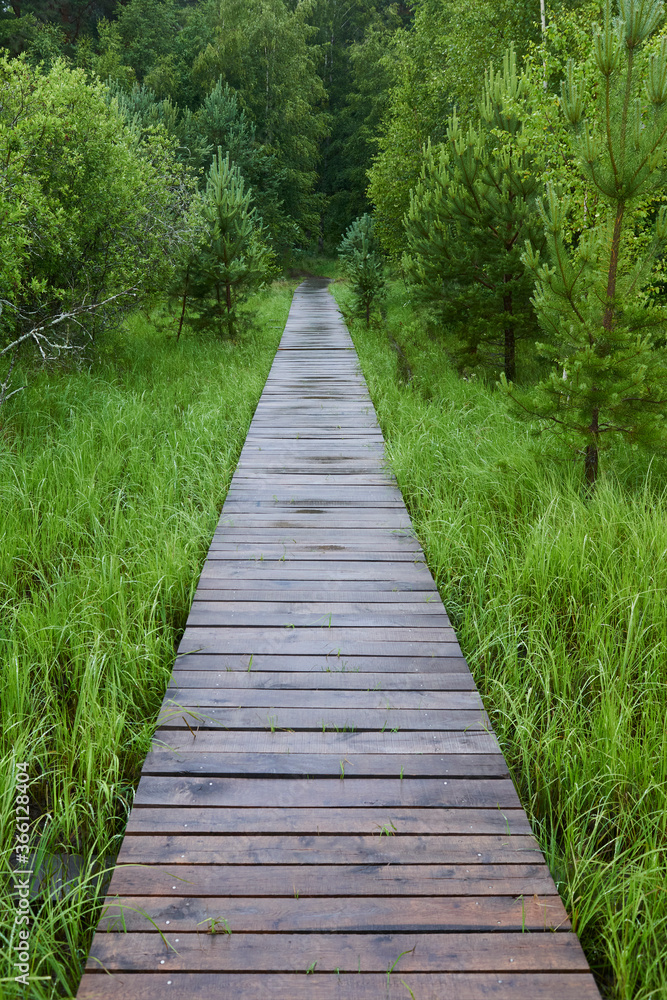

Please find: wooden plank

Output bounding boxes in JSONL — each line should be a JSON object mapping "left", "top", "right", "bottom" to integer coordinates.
{"left": 95, "top": 894, "right": 571, "bottom": 933}
{"left": 86, "top": 932, "right": 589, "bottom": 973}
{"left": 190, "top": 592, "right": 446, "bottom": 605}
{"left": 204, "top": 547, "right": 426, "bottom": 560}
{"left": 186, "top": 609, "right": 452, "bottom": 627}
{"left": 168, "top": 670, "right": 477, "bottom": 690}
{"left": 230, "top": 474, "right": 397, "bottom": 484}
{"left": 211, "top": 527, "right": 419, "bottom": 540}
{"left": 241, "top": 436, "right": 385, "bottom": 452}
{"left": 116, "top": 834, "right": 539, "bottom": 865}
{"left": 177, "top": 641, "right": 465, "bottom": 661}
{"left": 242, "top": 430, "right": 386, "bottom": 438}
{"left": 150, "top": 730, "right": 499, "bottom": 754}
{"left": 125, "top": 806, "right": 533, "bottom": 835}
{"left": 196, "top": 564, "right": 435, "bottom": 582}
{"left": 215, "top": 515, "right": 413, "bottom": 527}
{"left": 186, "top": 611, "right": 449, "bottom": 628}
{"left": 170, "top": 653, "right": 471, "bottom": 672}
{"left": 133, "top": 777, "right": 520, "bottom": 808}
{"left": 161, "top": 689, "right": 481, "bottom": 709}
{"left": 224, "top": 488, "right": 405, "bottom": 500}
{"left": 193, "top": 581, "right": 440, "bottom": 594}
{"left": 158, "top": 706, "right": 487, "bottom": 730}
{"left": 141, "top": 751, "right": 509, "bottom": 777}
{"left": 77, "top": 971, "right": 602, "bottom": 999}
{"left": 180, "top": 624, "right": 455, "bottom": 642}
{"left": 178, "top": 626, "right": 461, "bottom": 651}
{"left": 223, "top": 495, "right": 407, "bottom": 506}
{"left": 106, "top": 863, "right": 557, "bottom": 897}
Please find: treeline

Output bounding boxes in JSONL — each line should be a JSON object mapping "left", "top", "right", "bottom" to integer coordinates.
{"left": 0, "top": 0, "right": 409, "bottom": 395}
{"left": 358, "top": 0, "right": 667, "bottom": 486}
{"left": 1, "top": 0, "right": 411, "bottom": 246}
{"left": 4, "top": 0, "right": 667, "bottom": 483}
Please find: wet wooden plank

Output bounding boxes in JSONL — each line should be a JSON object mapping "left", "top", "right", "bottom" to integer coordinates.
{"left": 161, "top": 689, "right": 480, "bottom": 709}
{"left": 95, "top": 894, "right": 570, "bottom": 933}
{"left": 158, "top": 706, "right": 487, "bottom": 731}
{"left": 141, "top": 751, "right": 509, "bottom": 777}
{"left": 77, "top": 972, "right": 602, "bottom": 999}
{"left": 170, "top": 653, "right": 471, "bottom": 672}
{"left": 125, "top": 806, "right": 531, "bottom": 835}
{"left": 197, "top": 562, "right": 435, "bottom": 579}
{"left": 168, "top": 670, "right": 477, "bottom": 689}
{"left": 116, "top": 833, "right": 539, "bottom": 865}
{"left": 186, "top": 608, "right": 451, "bottom": 628}
{"left": 132, "top": 776, "right": 520, "bottom": 808}
{"left": 177, "top": 627, "right": 463, "bottom": 656}
{"left": 86, "top": 932, "right": 589, "bottom": 973}
{"left": 204, "top": 548, "right": 428, "bottom": 561}
{"left": 150, "top": 730, "right": 499, "bottom": 754}
{"left": 190, "top": 592, "right": 447, "bottom": 605}
{"left": 215, "top": 515, "right": 413, "bottom": 527}
{"left": 106, "top": 862, "right": 557, "bottom": 898}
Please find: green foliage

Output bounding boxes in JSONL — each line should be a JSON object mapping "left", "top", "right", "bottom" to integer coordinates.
{"left": 111, "top": 0, "right": 181, "bottom": 92}
{"left": 181, "top": 0, "right": 328, "bottom": 246}
{"left": 179, "top": 79, "right": 283, "bottom": 237}
{"left": 0, "top": 0, "right": 116, "bottom": 53}
{"left": 404, "top": 48, "right": 546, "bottom": 380}
{"left": 368, "top": 0, "right": 544, "bottom": 256}
{"left": 182, "top": 150, "right": 277, "bottom": 338}
{"left": 368, "top": 0, "right": 598, "bottom": 257}
{"left": 312, "top": 1, "right": 408, "bottom": 245}
{"left": 506, "top": 0, "right": 667, "bottom": 486}
{"left": 337, "top": 213, "right": 385, "bottom": 325}
{"left": 0, "top": 55, "right": 197, "bottom": 365}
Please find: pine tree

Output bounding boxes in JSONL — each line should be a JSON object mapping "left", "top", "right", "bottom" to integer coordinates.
{"left": 179, "top": 149, "right": 276, "bottom": 338}
{"left": 403, "top": 46, "right": 545, "bottom": 380}
{"left": 506, "top": 0, "right": 667, "bottom": 487}
{"left": 338, "top": 213, "right": 385, "bottom": 326}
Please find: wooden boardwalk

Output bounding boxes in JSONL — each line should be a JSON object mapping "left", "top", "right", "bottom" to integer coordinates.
{"left": 78, "top": 280, "right": 600, "bottom": 999}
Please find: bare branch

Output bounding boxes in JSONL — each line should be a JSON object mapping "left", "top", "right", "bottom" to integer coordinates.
{"left": 0, "top": 290, "right": 138, "bottom": 359}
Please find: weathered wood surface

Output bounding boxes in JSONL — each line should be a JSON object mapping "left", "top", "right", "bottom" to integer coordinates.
{"left": 78, "top": 279, "right": 600, "bottom": 999}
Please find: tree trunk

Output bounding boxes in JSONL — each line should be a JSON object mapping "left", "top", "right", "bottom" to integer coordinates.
{"left": 585, "top": 407, "right": 600, "bottom": 489}
{"left": 176, "top": 267, "right": 189, "bottom": 342}
{"left": 503, "top": 279, "right": 515, "bottom": 381}
{"left": 225, "top": 278, "right": 233, "bottom": 337}
{"left": 602, "top": 203, "right": 625, "bottom": 334}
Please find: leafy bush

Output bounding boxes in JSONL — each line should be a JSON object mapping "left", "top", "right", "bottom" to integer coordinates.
{"left": 0, "top": 55, "right": 198, "bottom": 382}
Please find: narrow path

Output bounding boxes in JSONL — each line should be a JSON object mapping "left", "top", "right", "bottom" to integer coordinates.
{"left": 78, "top": 280, "right": 600, "bottom": 999}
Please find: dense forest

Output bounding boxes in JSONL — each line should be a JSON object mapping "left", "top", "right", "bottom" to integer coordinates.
{"left": 2, "top": 1, "right": 667, "bottom": 998}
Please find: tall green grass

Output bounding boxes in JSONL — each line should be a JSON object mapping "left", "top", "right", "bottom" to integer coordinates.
{"left": 0, "top": 282, "right": 295, "bottom": 999}
{"left": 332, "top": 279, "right": 667, "bottom": 1000}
